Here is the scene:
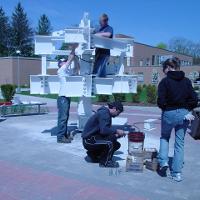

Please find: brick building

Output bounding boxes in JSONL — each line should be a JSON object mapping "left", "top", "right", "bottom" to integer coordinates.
{"left": 0, "top": 34, "right": 198, "bottom": 86}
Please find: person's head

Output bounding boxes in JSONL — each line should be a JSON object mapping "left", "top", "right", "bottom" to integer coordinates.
{"left": 68, "top": 43, "right": 79, "bottom": 50}
{"left": 99, "top": 13, "right": 109, "bottom": 27}
{"left": 107, "top": 101, "right": 124, "bottom": 117}
{"left": 58, "top": 58, "right": 68, "bottom": 68}
{"left": 162, "top": 57, "right": 181, "bottom": 74}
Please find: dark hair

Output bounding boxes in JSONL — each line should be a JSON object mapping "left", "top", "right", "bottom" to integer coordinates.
{"left": 101, "top": 13, "right": 109, "bottom": 21}
{"left": 108, "top": 101, "right": 124, "bottom": 112}
{"left": 162, "top": 57, "right": 181, "bottom": 72}
{"left": 58, "top": 58, "right": 68, "bottom": 68}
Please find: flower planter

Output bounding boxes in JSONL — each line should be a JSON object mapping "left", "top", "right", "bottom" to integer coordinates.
{"left": 0, "top": 102, "right": 12, "bottom": 106}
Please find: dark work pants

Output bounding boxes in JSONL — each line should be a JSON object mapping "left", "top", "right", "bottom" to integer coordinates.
{"left": 92, "top": 54, "right": 109, "bottom": 77}
{"left": 82, "top": 134, "right": 121, "bottom": 165}
{"left": 57, "top": 96, "right": 71, "bottom": 139}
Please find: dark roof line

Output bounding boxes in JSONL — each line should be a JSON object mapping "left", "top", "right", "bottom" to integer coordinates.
{"left": 115, "top": 34, "right": 134, "bottom": 39}
{"left": 134, "top": 41, "right": 193, "bottom": 58}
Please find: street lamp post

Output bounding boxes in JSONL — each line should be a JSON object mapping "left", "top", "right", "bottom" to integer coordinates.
{"left": 16, "top": 50, "right": 21, "bottom": 93}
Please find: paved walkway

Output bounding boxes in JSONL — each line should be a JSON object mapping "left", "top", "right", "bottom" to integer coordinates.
{"left": 0, "top": 95, "right": 199, "bottom": 200}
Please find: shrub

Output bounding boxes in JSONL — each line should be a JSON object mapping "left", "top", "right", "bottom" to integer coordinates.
{"left": 146, "top": 84, "right": 157, "bottom": 104}
{"left": 0, "top": 84, "right": 16, "bottom": 102}
{"left": 194, "top": 86, "right": 199, "bottom": 91}
{"left": 112, "top": 93, "right": 126, "bottom": 102}
{"left": 132, "top": 85, "right": 143, "bottom": 103}
{"left": 97, "top": 94, "right": 110, "bottom": 102}
{"left": 143, "top": 84, "right": 147, "bottom": 88}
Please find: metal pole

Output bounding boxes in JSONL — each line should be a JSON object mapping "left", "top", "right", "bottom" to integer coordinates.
{"left": 16, "top": 50, "right": 21, "bottom": 93}
{"left": 17, "top": 55, "right": 20, "bottom": 93}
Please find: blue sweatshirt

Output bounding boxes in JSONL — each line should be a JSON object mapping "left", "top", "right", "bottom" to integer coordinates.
{"left": 82, "top": 106, "right": 116, "bottom": 139}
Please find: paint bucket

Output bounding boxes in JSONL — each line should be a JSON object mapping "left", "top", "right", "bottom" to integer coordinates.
{"left": 128, "top": 131, "right": 145, "bottom": 154}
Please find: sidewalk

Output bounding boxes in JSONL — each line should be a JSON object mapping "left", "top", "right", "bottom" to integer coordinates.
{"left": 0, "top": 102, "right": 199, "bottom": 200}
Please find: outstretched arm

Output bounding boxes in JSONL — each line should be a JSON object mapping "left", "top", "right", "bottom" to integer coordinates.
{"left": 57, "top": 44, "right": 78, "bottom": 76}
{"left": 64, "top": 44, "right": 77, "bottom": 66}
{"left": 95, "top": 32, "right": 112, "bottom": 38}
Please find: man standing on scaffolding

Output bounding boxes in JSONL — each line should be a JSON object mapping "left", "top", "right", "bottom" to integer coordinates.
{"left": 92, "top": 13, "right": 113, "bottom": 77}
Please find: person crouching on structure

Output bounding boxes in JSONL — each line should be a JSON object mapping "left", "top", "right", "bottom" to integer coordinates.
{"left": 157, "top": 57, "right": 198, "bottom": 181}
{"left": 57, "top": 44, "right": 80, "bottom": 143}
{"left": 82, "top": 102, "right": 126, "bottom": 168}
{"left": 92, "top": 13, "right": 113, "bottom": 77}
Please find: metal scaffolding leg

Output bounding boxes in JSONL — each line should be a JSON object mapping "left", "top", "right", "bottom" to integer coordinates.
{"left": 77, "top": 96, "right": 93, "bottom": 130}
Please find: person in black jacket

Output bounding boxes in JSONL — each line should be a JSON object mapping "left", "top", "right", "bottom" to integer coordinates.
{"left": 157, "top": 57, "right": 198, "bottom": 182}
{"left": 82, "top": 102, "right": 125, "bottom": 168}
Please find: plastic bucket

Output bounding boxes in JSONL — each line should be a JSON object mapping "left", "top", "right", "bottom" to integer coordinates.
{"left": 128, "top": 132, "right": 145, "bottom": 154}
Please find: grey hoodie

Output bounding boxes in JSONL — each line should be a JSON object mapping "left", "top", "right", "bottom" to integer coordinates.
{"left": 82, "top": 106, "right": 116, "bottom": 139}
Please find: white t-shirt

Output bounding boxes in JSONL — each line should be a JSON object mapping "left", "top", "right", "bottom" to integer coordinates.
{"left": 57, "top": 62, "right": 76, "bottom": 97}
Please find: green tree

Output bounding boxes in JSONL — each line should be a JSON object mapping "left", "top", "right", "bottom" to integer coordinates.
{"left": 156, "top": 42, "right": 167, "bottom": 49}
{"left": 0, "top": 7, "right": 10, "bottom": 56}
{"left": 36, "top": 14, "right": 52, "bottom": 35}
{"left": 169, "top": 37, "right": 200, "bottom": 65}
{"left": 146, "top": 85, "right": 157, "bottom": 104}
{"left": 10, "top": 2, "right": 33, "bottom": 56}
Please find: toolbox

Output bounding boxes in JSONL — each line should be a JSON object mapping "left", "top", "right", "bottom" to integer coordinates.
{"left": 126, "top": 155, "right": 144, "bottom": 172}
{"left": 145, "top": 158, "right": 158, "bottom": 172}
{"left": 143, "top": 148, "right": 158, "bottom": 160}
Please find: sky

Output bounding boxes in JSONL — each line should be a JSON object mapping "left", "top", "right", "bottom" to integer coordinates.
{"left": 1, "top": 0, "right": 200, "bottom": 46}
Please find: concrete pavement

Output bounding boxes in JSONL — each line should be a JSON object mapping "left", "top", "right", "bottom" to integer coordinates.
{"left": 0, "top": 95, "right": 200, "bottom": 200}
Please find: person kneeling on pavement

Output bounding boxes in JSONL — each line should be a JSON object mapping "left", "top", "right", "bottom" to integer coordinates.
{"left": 82, "top": 102, "right": 126, "bottom": 168}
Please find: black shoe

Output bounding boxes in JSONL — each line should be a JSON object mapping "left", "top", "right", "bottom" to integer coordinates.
{"left": 57, "top": 136, "right": 71, "bottom": 143}
{"left": 99, "top": 160, "right": 119, "bottom": 168}
{"left": 86, "top": 151, "right": 100, "bottom": 163}
{"left": 68, "top": 133, "right": 74, "bottom": 141}
{"left": 157, "top": 165, "right": 169, "bottom": 177}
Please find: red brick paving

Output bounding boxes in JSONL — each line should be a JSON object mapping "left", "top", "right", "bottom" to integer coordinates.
{"left": 0, "top": 160, "right": 146, "bottom": 200}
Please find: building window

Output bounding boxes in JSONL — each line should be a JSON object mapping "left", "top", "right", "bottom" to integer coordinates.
{"left": 146, "top": 58, "right": 150, "bottom": 66}
{"left": 156, "top": 55, "right": 161, "bottom": 66}
{"left": 127, "top": 57, "right": 131, "bottom": 67}
{"left": 139, "top": 60, "right": 143, "bottom": 66}
{"left": 152, "top": 55, "right": 155, "bottom": 65}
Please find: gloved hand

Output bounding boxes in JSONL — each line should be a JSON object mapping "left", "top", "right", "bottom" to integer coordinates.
{"left": 184, "top": 112, "right": 195, "bottom": 121}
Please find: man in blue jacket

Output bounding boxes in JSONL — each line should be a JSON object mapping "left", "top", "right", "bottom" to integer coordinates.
{"left": 82, "top": 102, "right": 125, "bottom": 168}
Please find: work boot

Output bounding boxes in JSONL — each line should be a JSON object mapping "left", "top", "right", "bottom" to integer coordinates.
{"left": 57, "top": 136, "right": 71, "bottom": 143}
{"left": 99, "top": 160, "right": 119, "bottom": 168}
{"left": 65, "top": 133, "right": 74, "bottom": 141}
{"left": 86, "top": 151, "right": 100, "bottom": 163}
{"left": 157, "top": 163, "right": 169, "bottom": 177}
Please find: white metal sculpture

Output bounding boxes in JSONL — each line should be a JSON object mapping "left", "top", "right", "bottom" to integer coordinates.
{"left": 30, "top": 12, "right": 138, "bottom": 128}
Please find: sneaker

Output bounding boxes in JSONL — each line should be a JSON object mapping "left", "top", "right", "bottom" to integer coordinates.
{"left": 157, "top": 163, "right": 169, "bottom": 177}
{"left": 57, "top": 136, "right": 71, "bottom": 143}
{"left": 99, "top": 160, "right": 119, "bottom": 168}
{"left": 170, "top": 173, "right": 183, "bottom": 182}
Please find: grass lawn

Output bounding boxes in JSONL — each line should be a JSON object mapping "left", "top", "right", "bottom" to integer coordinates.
{"left": 20, "top": 91, "right": 98, "bottom": 102}
{"left": 20, "top": 88, "right": 148, "bottom": 104}
{"left": 21, "top": 91, "right": 59, "bottom": 99}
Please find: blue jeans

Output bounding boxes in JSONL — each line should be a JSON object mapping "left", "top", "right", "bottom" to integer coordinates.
{"left": 57, "top": 96, "right": 71, "bottom": 139}
{"left": 158, "top": 109, "right": 189, "bottom": 174}
{"left": 93, "top": 55, "right": 109, "bottom": 77}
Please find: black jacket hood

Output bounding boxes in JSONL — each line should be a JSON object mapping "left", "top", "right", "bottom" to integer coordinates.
{"left": 167, "top": 71, "right": 185, "bottom": 81}
{"left": 97, "top": 106, "right": 111, "bottom": 117}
